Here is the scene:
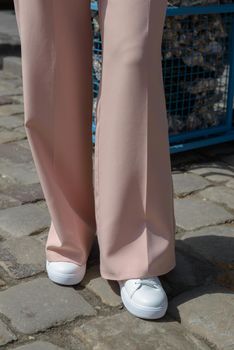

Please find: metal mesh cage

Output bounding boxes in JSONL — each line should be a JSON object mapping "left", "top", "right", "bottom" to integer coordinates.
{"left": 163, "top": 12, "right": 231, "bottom": 133}
{"left": 91, "top": 3, "right": 234, "bottom": 153}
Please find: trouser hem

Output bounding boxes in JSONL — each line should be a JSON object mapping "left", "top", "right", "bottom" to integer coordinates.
{"left": 99, "top": 261, "right": 177, "bottom": 281}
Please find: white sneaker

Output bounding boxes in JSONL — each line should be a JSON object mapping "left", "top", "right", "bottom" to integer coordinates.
{"left": 46, "top": 260, "right": 86, "bottom": 285}
{"left": 118, "top": 276, "right": 168, "bottom": 319}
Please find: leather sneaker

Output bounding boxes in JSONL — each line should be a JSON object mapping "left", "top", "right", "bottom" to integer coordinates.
{"left": 46, "top": 260, "right": 86, "bottom": 285}
{"left": 118, "top": 276, "right": 168, "bottom": 319}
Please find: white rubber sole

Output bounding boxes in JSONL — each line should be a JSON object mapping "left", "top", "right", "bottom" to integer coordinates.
{"left": 120, "top": 285, "right": 168, "bottom": 320}
{"left": 46, "top": 260, "right": 86, "bottom": 286}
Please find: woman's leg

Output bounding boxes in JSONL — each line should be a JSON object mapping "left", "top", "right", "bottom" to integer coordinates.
{"left": 13, "top": 0, "right": 96, "bottom": 265}
{"left": 95, "top": 0, "right": 176, "bottom": 280}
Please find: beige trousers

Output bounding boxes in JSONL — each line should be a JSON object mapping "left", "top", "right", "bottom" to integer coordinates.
{"left": 13, "top": 0, "right": 176, "bottom": 280}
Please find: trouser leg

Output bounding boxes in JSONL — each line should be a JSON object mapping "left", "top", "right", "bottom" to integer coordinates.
{"left": 95, "top": 0, "right": 176, "bottom": 280}
{"left": 13, "top": 0, "right": 96, "bottom": 265}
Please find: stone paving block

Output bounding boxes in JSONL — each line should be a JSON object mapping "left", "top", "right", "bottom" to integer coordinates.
{"left": 36, "top": 200, "right": 48, "bottom": 210}
{"left": 168, "top": 285, "right": 234, "bottom": 350}
{"left": 73, "top": 311, "right": 210, "bottom": 350}
{"left": 81, "top": 265, "right": 122, "bottom": 307}
{"left": 226, "top": 179, "right": 234, "bottom": 189}
{"left": 15, "top": 139, "right": 30, "bottom": 150}
{"left": 14, "top": 125, "right": 27, "bottom": 137}
{"left": 0, "top": 88, "right": 22, "bottom": 98}
{"left": 0, "top": 141, "right": 32, "bottom": 163}
{"left": 0, "top": 203, "right": 50, "bottom": 237}
{"left": 0, "top": 236, "right": 45, "bottom": 279}
{"left": 0, "top": 78, "right": 22, "bottom": 94}
{"left": 177, "top": 224, "right": 234, "bottom": 270}
{"left": 187, "top": 161, "right": 234, "bottom": 183}
{"left": 0, "top": 32, "right": 19, "bottom": 47}
{"left": 0, "top": 158, "right": 39, "bottom": 185}
{"left": 0, "top": 11, "right": 20, "bottom": 44}
{"left": 0, "top": 70, "right": 19, "bottom": 81}
{"left": 11, "top": 95, "right": 24, "bottom": 104}
{"left": 205, "top": 173, "right": 234, "bottom": 183}
{"left": 0, "top": 193, "right": 20, "bottom": 209}
{"left": 34, "top": 229, "right": 48, "bottom": 245}
{"left": 3, "top": 56, "right": 22, "bottom": 77}
{"left": 174, "top": 198, "right": 234, "bottom": 231}
{"left": 0, "top": 277, "right": 96, "bottom": 334}
{"left": 0, "top": 128, "right": 25, "bottom": 143}
{"left": 0, "top": 115, "right": 23, "bottom": 129}
{"left": 216, "top": 270, "right": 234, "bottom": 291}
{"left": 0, "top": 103, "right": 24, "bottom": 117}
{"left": 0, "top": 278, "right": 6, "bottom": 287}
{"left": 14, "top": 341, "right": 64, "bottom": 350}
{"left": 220, "top": 154, "right": 234, "bottom": 168}
{"left": 0, "top": 95, "right": 13, "bottom": 105}
{"left": 0, "top": 172, "right": 17, "bottom": 191}
{"left": 172, "top": 172, "right": 210, "bottom": 197}
{"left": 0, "top": 319, "right": 17, "bottom": 346}
{"left": 164, "top": 249, "right": 215, "bottom": 296}
{"left": 2, "top": 182, "right": 44, "bottom": 204}
{"left": 198, "top": 185, "right": 234, "bottom": 210}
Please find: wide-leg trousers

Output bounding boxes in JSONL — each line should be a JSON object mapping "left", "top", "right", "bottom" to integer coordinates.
{"left": 13, "top": 0, "right": 176, "bottom": 280}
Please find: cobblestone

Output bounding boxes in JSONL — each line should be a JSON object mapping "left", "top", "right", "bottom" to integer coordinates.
{"left": 0, "top": 140, "right": 32, "bottom": 163}
{"left": 174, "top": 197, "right": 234, "bottom": 231}
{"left": 164, "top": 249, "right": 215, "bottom": 296}
{"left": 0, "top": 11, "right": 20, "bottom": 45}
{"left": 0, "top": 319, "right": 17, "bottom": 346}
{"left": 0, "top": 277, "right": 96, "bottom": 334}
{"left": 0, "top": 103, "right": 24, "bottom": 117}
{"left": 226, "top": 178, "right": 234, "bottom": 189}
{"left": 1, "top": 182, "right": 44, "bottom": 204}
{"left": 0, "top": 278, "right": 6, "bottom": 287}
{"left": 0, "top": 95, "right": 13, "bottom": 105}
{"left": 0, "top": 203, "right": 50, "bottom": 237}
{"left": 14, "top": 341, "right": 65, "bottom": 350}
{"left": 0, "top": 193, "right": 20, "bottom": 209}
{"left": 187, "top": 161, "right": 234, "bottom": 183}
{"left": 198, "top": 185, "right": 234, "bottom": 210}
{"left": 0, "top": 114, "right": 23, "bottom": 129}
{"left": 15, "top": 139, "right": 30, "bottom": 150}
{"left": 81, "top": 264, "right": 122, "bottom": 307}
{"left": 177, "top": 224, "right": 234, "bottom": 270}
{"left": 73, "top": 311, "right": 210, "bottom": 350}
{"left": 220, "top": 154, "right": 234, "bottom": 168}
{"left": 0, "top": 158, "right": 39, "bottom": 185}
{"left": 0, "top": 236, "right": 45, "bottom": 279}
{"left": 172, "top": 172, "right": 210, "bottom": 197}
{"left": 168, "top": 285, "right": 234, "bottom": 350}
{"left": 0, "top": 128, "right": 25, "bottom": 143}
{"left": 3, "top": 56, "right": 22, "bottom": 76}
{"left": 216, "top": 270, "right": 234, "bottom": 291}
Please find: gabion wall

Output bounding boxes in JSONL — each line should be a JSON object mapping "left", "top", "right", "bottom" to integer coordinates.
{"left": 91, "top": 2, "right": 233, "bottom": 138}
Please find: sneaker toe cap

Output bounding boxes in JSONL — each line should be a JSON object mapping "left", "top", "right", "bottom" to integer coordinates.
{"left": 132, "top": 286, "right": 167, "bottom": 308}
{"left": 46, "top": 260, "right": 85, "bottom": 274}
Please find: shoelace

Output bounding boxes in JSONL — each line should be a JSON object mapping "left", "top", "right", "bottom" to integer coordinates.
{"left": 123, "top": 277, "right": 162, "bottom": 299}
{"left": 134, "top": 277, "right": 161, "bottom": 290}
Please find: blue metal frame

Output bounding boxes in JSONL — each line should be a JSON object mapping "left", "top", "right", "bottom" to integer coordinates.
{"left": 91, "top": 3, "right": 234, "bottom": 153}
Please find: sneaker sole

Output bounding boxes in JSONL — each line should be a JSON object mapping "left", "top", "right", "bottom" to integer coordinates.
{"left": 120, "top": 285, "right": 168, "bottom": 319}
{"left": 46, "top": 261, "right": 86, "bottom": 286}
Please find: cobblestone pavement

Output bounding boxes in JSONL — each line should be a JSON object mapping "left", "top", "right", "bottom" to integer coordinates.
{"left": 0, "top": 10, "right": 234, "bottom": 350}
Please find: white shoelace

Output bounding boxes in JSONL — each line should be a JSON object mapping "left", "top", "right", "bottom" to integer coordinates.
{"left": 122, "top": 277, "right": 162, "bottom": 298}
{"left": 134, "top": 277, "right": 161, "bottom": 290}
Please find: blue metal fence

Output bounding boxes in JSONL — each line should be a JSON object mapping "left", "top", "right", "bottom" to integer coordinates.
{"left": 91, "top": 3, "right": 234, "bottom": 153}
